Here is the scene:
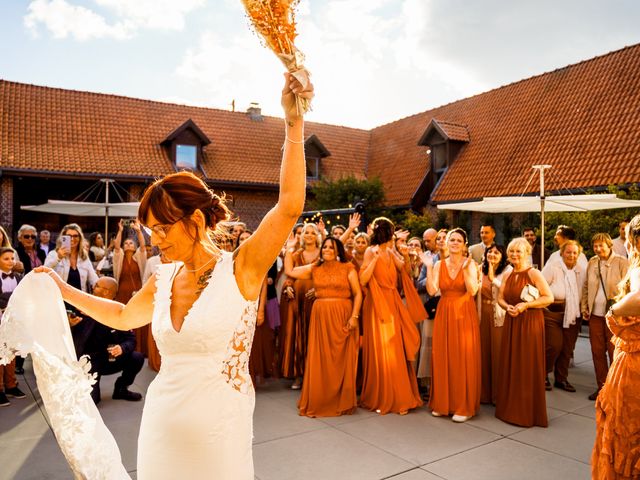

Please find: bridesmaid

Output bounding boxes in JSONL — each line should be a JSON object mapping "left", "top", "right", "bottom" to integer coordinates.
{"left": 359, "top": 217, "right": 425, "bottom": 415}
{"left": 113, "top": 220, "right": 148, "bottom": 356}
{"left": 425, "top": 228, "right": 481, "bottom": 422}
{"left": 280, "top": 222, "right": 321, "bottom": 389}
{"left": 351, "top": 232, "right": 370, "bottom": 272}
{"left": 495, "top": 237, "right": 553, "bottom": 427}
{"left": 290, "top": 237, "right": 362, "bottom": 417}
{"left": 592, "top": 215, "right": 640, "bottom": 479}
{"left": 479, "top": 243, "right": 511, "bottom": 404}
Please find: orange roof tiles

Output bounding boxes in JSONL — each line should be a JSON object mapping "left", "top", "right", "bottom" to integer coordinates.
{"left": 0, "top": 81, "right": 369, "bottom": 186}
{"left": 2, "top": 43, "right": 640, "bottom": 207}
{"left": 368, "top": 43, "right": 640, "bottom": 205}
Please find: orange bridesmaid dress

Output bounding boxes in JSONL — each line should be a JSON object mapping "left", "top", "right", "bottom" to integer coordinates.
{"left": 495, "top": 268, "right": 547, "bottom": 427}
{"left": 279, "top": 250, "right": 316, "bottom": 379}
{"left": 360, "top": 253, "right": 425, "bottom": 414}
{"left": 429, "top": 262, "right": 481, "bottom": 417}
{"left": 592, "top": 314, "right": 640, "bottom": 479}
{"left": 298, "top": 262, "right": 358, "bottom": 417}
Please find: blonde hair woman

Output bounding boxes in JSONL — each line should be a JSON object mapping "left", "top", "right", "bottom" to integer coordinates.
{"left": 495, "top": 237, "right": 553, "bottom": 427}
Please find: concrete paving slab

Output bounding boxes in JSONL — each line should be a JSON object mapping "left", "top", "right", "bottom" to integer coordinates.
{"left": 386, "top": 468, "right": 444, "bottom": 479}
{"left": 253, "top": 394, "right": 327, "bottom": 444}
{"left": 337, "top": 408, "right": 501, "bottom": 466}
{"left": 466, "top": 404, "right": 525, "bottom": 437}
{"left": 509, "top": 413, "right": 596, "bottom": 464}
{"left": 424, "top": 438, "right": 590, "bottom": 480}
{"left": 253, "top": 427, "right": 414, "bottom": 480}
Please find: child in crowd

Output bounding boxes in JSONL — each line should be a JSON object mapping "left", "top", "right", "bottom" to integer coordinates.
{"left": 0, "top": 247, "right": 27, "bottom": 406}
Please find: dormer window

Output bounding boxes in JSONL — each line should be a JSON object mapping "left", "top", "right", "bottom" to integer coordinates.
{"left": 411, "top": 119, "right": 470, "bottom": 210}
{"left": 176, "top": 144, "right": 197, "bottom": 170}
{"left": 304, "top": 134, "right": 331, "bottom": 181}
{"left": 161, "top": 119, "right": 211, "bottom": 172}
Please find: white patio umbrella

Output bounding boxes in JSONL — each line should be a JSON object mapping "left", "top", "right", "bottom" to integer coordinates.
{"left": 21, "top": 200, "right": 140, "bottom": 217}
{"left": 438, "top": 195, "right": 640, "bottom": 266}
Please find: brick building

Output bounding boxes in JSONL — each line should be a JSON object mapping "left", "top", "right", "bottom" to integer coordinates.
{"left": 2, "top": 43, "right": 640, "bottom": 239}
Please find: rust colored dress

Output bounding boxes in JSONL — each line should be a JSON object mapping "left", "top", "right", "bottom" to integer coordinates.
{"left": 115, "top": 256, "right": 149, "bottom": 357}
{"left": 592, "top": 314, "right": 640, "bottom": 479}
{"left": 495, "top": 268, "right": 548, "bottom": 427}
{"left": 360, "top": 252, "right": 425, "bottom": 414}
{"left": 298, "top": 261, "right": 358, "bottom": 417}
{"left": 250, "top": 262, "right": 278, "bottom": 382}
{"left": 480, "top": 275, "right": 503, "bottom": 404}
{"left": 429, "top": 263, "right": 481, "bottom": 417}
{"left": 279, "top": 249, "right": 317, "bottom": 379}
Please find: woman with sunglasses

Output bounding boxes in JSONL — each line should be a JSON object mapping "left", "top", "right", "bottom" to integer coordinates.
{"left": 15, "top": 224, "right": 45, "bottom": 274}
{"left": 36, "top": 73, "right": 313, "bottom": 479}
{"left": 45, "top": 223, "right": 98, "bottom": 293}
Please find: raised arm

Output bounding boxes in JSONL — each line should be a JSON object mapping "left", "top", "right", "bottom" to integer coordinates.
{"left": 114, "top": 220, "right": 124, "bottom": 253}
{"left": 339, "top": 213, "right": 361, "bottom": 245}
{"left": 235, "top": 74, "right": 313, "bottom": 300}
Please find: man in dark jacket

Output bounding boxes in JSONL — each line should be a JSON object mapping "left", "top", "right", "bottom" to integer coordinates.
{"left": 69, "top": 276, "right": 144, "bottom": 404}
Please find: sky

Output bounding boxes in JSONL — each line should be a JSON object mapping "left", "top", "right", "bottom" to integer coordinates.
{"left": 2, "top": 0, "right": 640, "bottom": 129}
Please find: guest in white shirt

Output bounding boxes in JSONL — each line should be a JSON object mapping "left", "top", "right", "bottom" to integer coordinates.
{"left": 611, "top": 218, "right": 630, "bottom": 259}
{"left": 546, "top": 225, "right": 588, "bottom": 271}
{"left": 542, "top": 240, "right": 586, "bottom": 392}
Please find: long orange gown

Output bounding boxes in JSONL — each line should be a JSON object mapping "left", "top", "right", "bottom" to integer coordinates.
{"left": 279, "top": 249, "right": 317, "bottom": 379}
{"left": 429, "top": 262, "right": 481, "bottom": 417}
{"left": 360, "top": 252, "right": 425, "bottom": 414}
{"left": 479, "top": 275, "right": 503, "bottom": 404}
{"left": 298, "top": 261, "right": 359, "bottom": 417}
{"left": 495, "top": 268, "right": 548, "bottom": 427}
{"left": 592, "top": 314, "right": 640, "bottom": 479}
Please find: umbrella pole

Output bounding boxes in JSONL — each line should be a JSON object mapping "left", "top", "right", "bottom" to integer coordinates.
{"left": 102, "top": 179, "right": 112, "bottom": 247}
{"left": 533, "top": 165, "right": 551, "bottom": 268}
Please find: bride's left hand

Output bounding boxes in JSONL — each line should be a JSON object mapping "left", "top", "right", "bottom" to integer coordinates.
{"left": 281, "top": 72, "right": 314, "bottom": 123}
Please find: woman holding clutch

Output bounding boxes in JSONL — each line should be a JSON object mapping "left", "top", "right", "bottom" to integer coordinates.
{"left": 495, "top": 237, "right": 553, "bottom": 427}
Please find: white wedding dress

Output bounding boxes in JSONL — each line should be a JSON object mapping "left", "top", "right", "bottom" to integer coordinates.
{"left": 0, "top": 251, "right": 257, "bottom": 480}
{"left": 138, "top": 252, "right": 257, "bottom": 479}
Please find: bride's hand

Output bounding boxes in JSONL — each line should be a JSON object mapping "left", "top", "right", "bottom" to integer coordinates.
{"left": 32, "top": 266, "right": 65, "bottom": 289}
{"left": 281, "top": 72, "right": 314, "bottom": 123}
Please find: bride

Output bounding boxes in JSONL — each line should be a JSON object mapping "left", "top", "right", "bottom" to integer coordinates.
{"left": 34, "top": 73, "right": 313, "bottom": 479}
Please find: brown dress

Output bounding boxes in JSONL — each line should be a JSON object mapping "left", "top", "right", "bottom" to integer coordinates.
{"left": 592, "top": 314, "right": 640, "bottom": 479}
{"left": 480, "top": 274, "right": 504, "bottom": 404}
{"left": 115, "top": 256, "right": 148, "bottom": 357}
{"left": 495, "top": 268, "right": 548, "bottom": 427}
{"left": 298, "top": 262, "right": 358, "bottom": 417}
{"left": 429, "top": 262, "right": 481, "bottom": 417}
{"left": 279, "top": 249, "right": 317, "bottom": 379}
{"left": 360, "top": 252, "right": 424, "bottom": 414}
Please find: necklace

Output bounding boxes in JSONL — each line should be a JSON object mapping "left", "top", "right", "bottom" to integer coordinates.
{"left": 182, "top": 254, "right": 218, "bottom": 274}
{"left": 447, "top": 258, "right": 464, "bottom": 277}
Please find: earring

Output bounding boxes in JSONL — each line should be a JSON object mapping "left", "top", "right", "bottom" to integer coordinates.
{"left": 336, "top": 256, "right": 341, "bottom": 261}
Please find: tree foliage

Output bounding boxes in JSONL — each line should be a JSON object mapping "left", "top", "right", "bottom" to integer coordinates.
{"left": 307, "top": 176, "right": 386, "bottom": 213}
{"left": 544, "top": 184, "right": 640, "bottom": 256}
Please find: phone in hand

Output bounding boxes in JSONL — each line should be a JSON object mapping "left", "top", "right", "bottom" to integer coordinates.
{"left": 60, "top": 235, "right": 71, "bottom": 250}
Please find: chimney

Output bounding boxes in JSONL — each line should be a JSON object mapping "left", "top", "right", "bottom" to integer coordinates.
{"left": 246, "top": 102, "right": 263, "bottom": 121}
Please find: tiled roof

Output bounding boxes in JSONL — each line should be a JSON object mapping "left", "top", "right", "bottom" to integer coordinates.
{"left": 368, "top": 43, "right": 640, "bottom": 205}
{"left": 433, "top": 120, "right": 470, "bottom": 142}
{"left": 0, "top": 80, "right": 369, "bottom": 186}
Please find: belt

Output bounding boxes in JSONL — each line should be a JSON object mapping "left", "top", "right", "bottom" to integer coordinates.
{"left": 481, "top": 299, "right": 493, "bottom": 305}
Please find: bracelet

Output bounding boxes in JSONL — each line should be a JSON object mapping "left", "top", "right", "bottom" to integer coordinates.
{"left": 284, "top": 135, "right": 305, "bottom": 144}
{"left": 351, "top": 315, "right": 359, "bottom": 319}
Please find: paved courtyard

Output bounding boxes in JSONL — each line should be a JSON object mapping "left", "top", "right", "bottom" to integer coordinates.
{"left": 1, "top": 336, "right": 597, "bottom": 479}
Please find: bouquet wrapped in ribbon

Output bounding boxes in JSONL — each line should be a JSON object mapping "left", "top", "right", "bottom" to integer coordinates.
{"left": 241, "top": 0, "right": 312, "bottom": 114}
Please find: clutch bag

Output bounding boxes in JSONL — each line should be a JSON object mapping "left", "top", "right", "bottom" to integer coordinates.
{"left": 520, "top": 284, "right": 539, "bottom": 303}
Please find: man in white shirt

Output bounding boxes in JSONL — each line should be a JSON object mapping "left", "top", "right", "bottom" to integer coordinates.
{"left": 469, "top": 224, "right": 496, "bottom": 264}
{"left": 546, "top": 225, "right": 588, "bottom": 271}
{"left": 611, "top": 218, "right": 630, "bottom": 258}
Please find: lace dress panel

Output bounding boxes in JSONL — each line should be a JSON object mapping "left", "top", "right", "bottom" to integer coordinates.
{"left": 221, "top": 301, "right": 258, "bottom": 394}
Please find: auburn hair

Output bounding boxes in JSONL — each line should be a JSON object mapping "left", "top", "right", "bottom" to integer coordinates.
{"left": 138, "top": 172, "right": 232, "bottom": 243}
